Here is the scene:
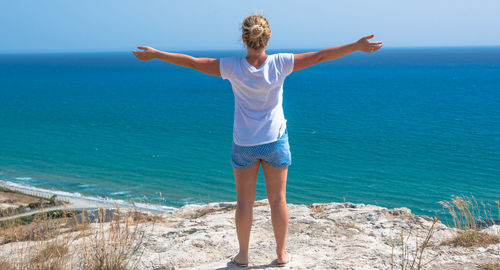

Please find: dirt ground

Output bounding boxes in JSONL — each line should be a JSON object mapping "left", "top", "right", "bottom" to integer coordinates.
{"left": 0, "top": 189, "right": 44, "bottom": 210}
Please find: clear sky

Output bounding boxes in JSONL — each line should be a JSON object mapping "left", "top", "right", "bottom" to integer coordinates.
{"left": 1, "top": 0, "right": 499, "bottom": 53}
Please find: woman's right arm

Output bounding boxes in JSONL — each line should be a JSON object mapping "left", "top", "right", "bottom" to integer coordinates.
{"left": 293, "top": 35, "right": 382, "bottom": 72}
{"left": 133, "top": 46, "right": 221, "bottom": 77}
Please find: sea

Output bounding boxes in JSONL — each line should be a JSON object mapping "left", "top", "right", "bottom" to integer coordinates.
{"left": 0, "top": 47, "right": 499, "bottom": 222}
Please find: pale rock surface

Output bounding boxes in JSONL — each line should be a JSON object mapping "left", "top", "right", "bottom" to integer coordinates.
{"left": 1, "top": 199, "right": 498, "bottom": 269}
{"left": 133, "top": 199, "right": 499, "bottom": 269}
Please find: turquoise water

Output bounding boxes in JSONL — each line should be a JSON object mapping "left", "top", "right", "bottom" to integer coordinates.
{"left": 0, "top": 47, "right": 498, "bottom": 219}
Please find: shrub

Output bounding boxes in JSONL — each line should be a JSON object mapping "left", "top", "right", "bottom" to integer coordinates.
{"left": 438, "top": 195, "right": 499, "bottom": 248}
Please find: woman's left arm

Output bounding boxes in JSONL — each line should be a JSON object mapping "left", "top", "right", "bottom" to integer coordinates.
{"left": 133, "top": 46, "right": 221, "bottom": 77}
{"left": 293, "top": 35, "right": 382, "bottom": 72}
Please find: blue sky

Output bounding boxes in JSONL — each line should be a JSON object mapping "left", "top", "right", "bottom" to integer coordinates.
{"left": 1, "top": 0, "right": 499, "bottom": 53}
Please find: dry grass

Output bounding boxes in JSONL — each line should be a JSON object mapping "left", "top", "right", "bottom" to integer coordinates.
{"left": 0, "top": 259, "right": 15, "bottom": 270}
{"left": 0, "top": 202, "right": 161, "bottom": 270}
{"left": 0, "top": 210, "right": 72, "bottom": 244}
{"left": 390, "top": 214, "right": 441, "bottom": 270}
{"left": 438, "top": 195, "right": 498, "bottom": 230}
{"left": 478, "top": 262, "right": 500, "bottom": 270}
{"left": 440, "top": 230, "right": 500, "bottom": 248}
{"left": 438, "top": 195, "right": 499, "bottom": 248}
{"left": 78, "top": 205, "right": 150, "bottom": 270}
{"left": 191, "top": 204, "right": 236, "bottom": 219}
{"left": 1, "top": 213, "right": 74, "bottom": 269}
{"left": 308, "top": 204, "right": 325, "bottom": 216}
{"left": 32, "top": 241, "right": 69, "bottom": 263}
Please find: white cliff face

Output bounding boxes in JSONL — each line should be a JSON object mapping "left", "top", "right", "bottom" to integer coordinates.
{"left": 134, "top": 199, "right": 499, "bottom": 270}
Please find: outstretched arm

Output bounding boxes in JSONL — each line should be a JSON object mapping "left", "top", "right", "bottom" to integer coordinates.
{"left": 293, "top": 35, "right": 382, "bottom": 72}
{"left": 132, "top": 46, "right": 221, "bottom": 77}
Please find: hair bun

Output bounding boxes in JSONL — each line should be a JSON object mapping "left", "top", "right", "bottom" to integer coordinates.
{"left": 249, "top": 24, "right": 264, "bottom": 38}
{"left": 241, "top": 15, "right": 271, "bottom": 50}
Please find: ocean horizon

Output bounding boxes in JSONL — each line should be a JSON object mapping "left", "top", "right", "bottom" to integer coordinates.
{"left": 1, "top": 45, "right": 500, "bottom": 55}
{"left": 1, "top": 47, "right": 499, "bottom": 222}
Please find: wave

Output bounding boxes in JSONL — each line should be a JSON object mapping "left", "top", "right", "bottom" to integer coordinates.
{"left": 110, "top": 191, "right": 130, "bottom": 195}
{"left": 14, "top": 177, "right": 32, "bottom": 181}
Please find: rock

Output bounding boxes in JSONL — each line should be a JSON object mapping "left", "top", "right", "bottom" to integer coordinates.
{"left": 1, "top": 199, "right": 499, "bottom": 269}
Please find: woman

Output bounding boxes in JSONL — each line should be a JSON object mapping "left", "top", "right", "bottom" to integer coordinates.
{"left": 133, "top": 14, "right": 382, "bottom": 268}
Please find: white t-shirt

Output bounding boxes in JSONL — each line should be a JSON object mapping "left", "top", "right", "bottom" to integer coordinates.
{"left": 220, "top": 53, "right": 294, "bottom": 146}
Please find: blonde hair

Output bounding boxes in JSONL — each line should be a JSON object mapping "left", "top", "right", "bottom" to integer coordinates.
{"left": 241, "top": 14, "right": 271, "bottom": 50}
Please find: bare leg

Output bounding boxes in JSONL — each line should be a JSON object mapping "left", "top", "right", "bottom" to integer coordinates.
{"left": 261, "top": 161, "right": 291, "bottom": 264}
{"left": 233, "top": 160, "right": 260, "bottom": 265}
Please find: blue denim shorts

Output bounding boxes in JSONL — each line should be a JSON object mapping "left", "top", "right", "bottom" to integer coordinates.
{"left": 231, "top": 129, "right": 292, "bottom": 169}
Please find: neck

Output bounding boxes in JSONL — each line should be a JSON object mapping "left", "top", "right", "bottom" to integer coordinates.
{"left": 246, "top": 47, "right": 267, "bottom": 59}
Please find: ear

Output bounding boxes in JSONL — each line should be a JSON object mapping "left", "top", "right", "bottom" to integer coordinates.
{"left": 242, "top": 35, "right": 246, "bottom": 44}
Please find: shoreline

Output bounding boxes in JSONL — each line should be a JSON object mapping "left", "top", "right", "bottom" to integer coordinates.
{"left": 0, "top": 179, "right": 176, "bottom": 215}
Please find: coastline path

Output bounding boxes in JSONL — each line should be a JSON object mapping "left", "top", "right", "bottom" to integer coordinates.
{"left": 0, "top": 179, "right": 161, "bottom": 221}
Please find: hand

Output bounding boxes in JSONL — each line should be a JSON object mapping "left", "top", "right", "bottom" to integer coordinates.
{"left": 132, "top": 46, "right": 158, "bottom": 61}
{"left": 356, "top": 35, "right": 382, "bottom": 53}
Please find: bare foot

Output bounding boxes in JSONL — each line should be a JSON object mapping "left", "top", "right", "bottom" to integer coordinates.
{"left": 277, "top": 251, "right": 291, "bottom": 264}
{"left": 233, "top": 253, "right": 248, "bottom": 265}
